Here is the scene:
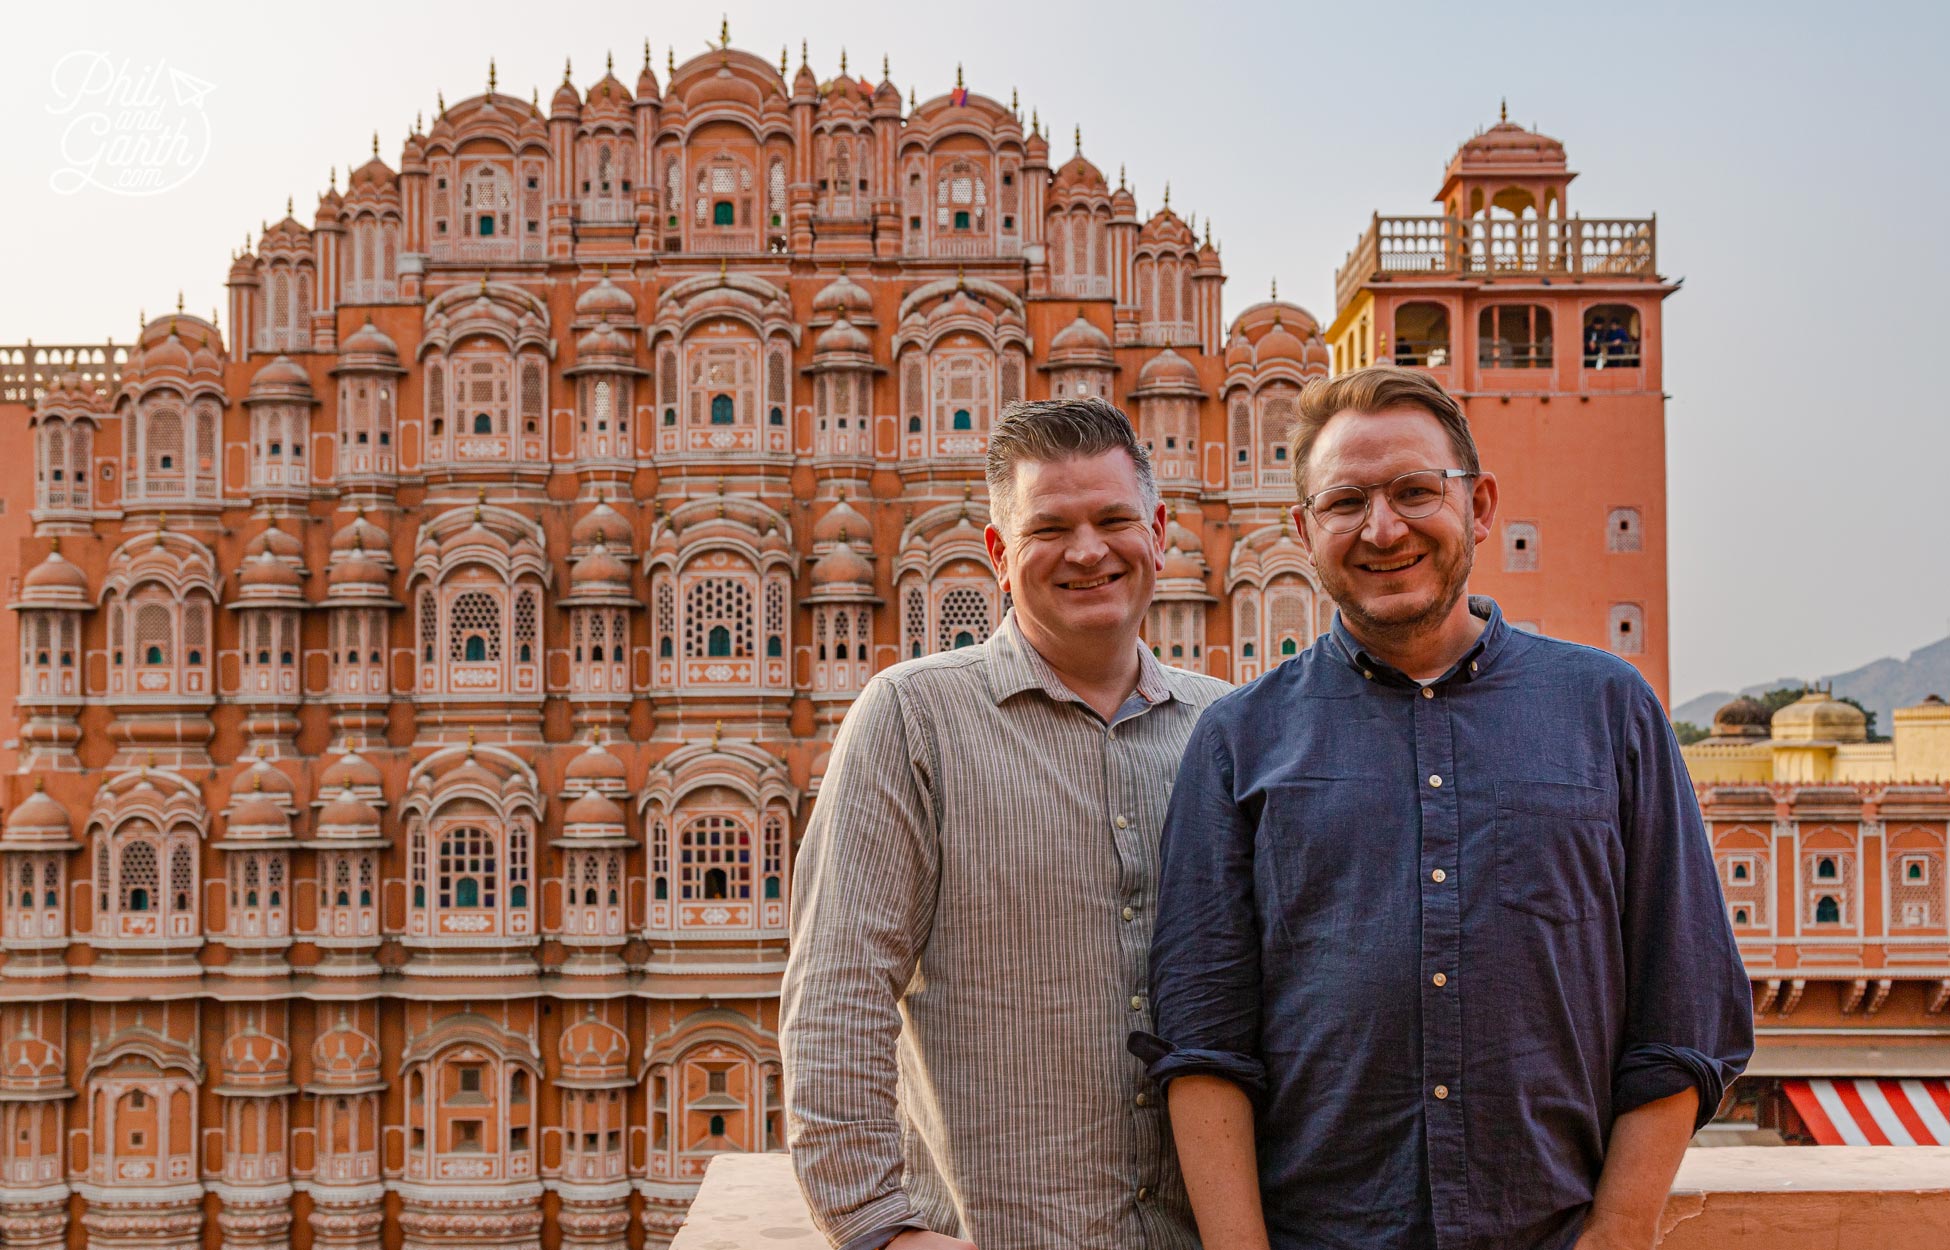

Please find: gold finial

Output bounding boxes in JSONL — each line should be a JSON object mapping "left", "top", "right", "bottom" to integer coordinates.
{"left": 372, "top": 131, "right": 379, "bottom": 157}
{"left": 488, "top": 59, "right": 497, "bottom": 93}
{"left": 1270, "top": 277, "right": 1278, "bottom": 299}
{"left": 563, "top": 57, "right": 572, "bottom": 82}
{"left": 415, "top": 110, "right": 423, "bottom": 133}
{"left": 711, "top": 720, "right": 723, "bottom": 747}
{"left": 1011, "top": 86, "right": 1019, "bottom": 113}
{"left": 644, "top": 38, "right": 651, "bottom": 69}
{"left": 32, "top": 776, "right": 43, "bottom": 793}
{"left": 146, "top": 751, "right": 157, "bottom": 769}
{"left": 1163, "top": 181, "right": 1171, "bottom": 208}
{"left": 909, "top": 86, "right": 916, "bottom": 110}
{"left": 840, "top": 48, "right": 847, "bottom": 76}
{"left": 156, "top": 511, "right": 168, "bottom": 535}
{"left": 139, "top": 308, "right": 147, "bottom": 328}
{"left": 466, "top": 727, "right": 476, "bottom": 754}
{"left": 883, "top": 53, "right": 890, "bottom": 79}
{"left": 252, "top": 770, "right": 263, "bottom": 792}
{"left": 606, "top": 50, "right": 614, "bottom": 74}
{"left": 1074, "top": 124, "right": 1081, "bottom": 151}
{"left": 720, "top": 15, "right": 730, "bottom": 47}
{"left": 329, "top": 165, "right": 337, "bottom": 190}
{"left": 285, "top": 195, "right": 293, "bottom": 216}
{"left": 955, "top": 62, "right": 964, "bottom": 89}
{"left": 718, "top": 256, "right": 728, "bottom": 284}
{"left": 781, "top": 46, "right": 789, "bottom": 75}
{"left": 1204, "top": 220, "right": 1213, "bottom": 247}
{"left": 531, "top": 87, "right": 540, "bottom": 110}
{"left": 1118, "top": 163, "right": 1126, "bottom": 188}
{"left": 668, "top": 47, "right": 675, "bottom": 75}
{"left": 1500, "top": 97, "right": 1508, "bottom": 123}
{"left": 176, "top": 290, "right": 185, "bottom": 313}
{"left": 438, "top": 91, "right": 447, "bottom": 118}
{"left": 1030, "top": 107, "right": 1039, "bottom": 135}
{"left": 479, "top": 269, "right": 490, "bottom": 295}
{"left": 955, "top": 264, "right": 965, "bottom": 289}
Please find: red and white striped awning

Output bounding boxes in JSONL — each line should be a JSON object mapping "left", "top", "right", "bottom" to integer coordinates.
{"left": 1783, "top": 1078, "right": 1950, "bottom": 1145}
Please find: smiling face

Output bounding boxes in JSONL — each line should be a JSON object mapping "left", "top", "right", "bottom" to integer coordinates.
{"left": 984, "top": 450, "right": 1166, "bottom": 665}
{"left": 1292, "top": 405, "right": 1496, "bottom": 649}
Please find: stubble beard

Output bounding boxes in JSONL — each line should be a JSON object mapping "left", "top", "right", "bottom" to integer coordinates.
{"left": 1320, "top": 534, "right": 1474, "bottom": 654}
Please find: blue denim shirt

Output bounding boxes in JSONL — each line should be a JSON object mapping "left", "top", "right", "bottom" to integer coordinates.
{"left": 1135, "top": 599, "right": 1752, "bottom": 1250}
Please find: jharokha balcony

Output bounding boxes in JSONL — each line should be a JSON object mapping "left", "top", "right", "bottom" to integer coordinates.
{"left": 670, "top": 1149, "right": 1950, "bottom": 1249}
{"left": 1334, "top": 213, "right": 1659, "bottom": 315}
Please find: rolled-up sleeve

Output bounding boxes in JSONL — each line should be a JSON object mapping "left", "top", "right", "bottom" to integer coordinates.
{"left": 781, "top": 676, "right": 939, "bottom": 1245}
{"left": 1134, "top": 710, "right": 1267, "bottom": 1094}
{"left": 1613, "top": 684, "right": 1754, "bottom": 1129}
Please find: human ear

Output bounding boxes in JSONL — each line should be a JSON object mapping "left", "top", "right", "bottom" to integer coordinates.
{"left": 982, "top": 523, "right": 1013, "bottom": 593}
{"left": 1468, "top": 472, "right": 1498, "bottom": 546}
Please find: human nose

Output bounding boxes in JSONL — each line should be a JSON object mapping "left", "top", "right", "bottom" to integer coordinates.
{"left": 1360, "top": 489, "right": 1410, "bottom": 547}
{"left": 1065, "top": 524, "right": 1109, "bottom": 567}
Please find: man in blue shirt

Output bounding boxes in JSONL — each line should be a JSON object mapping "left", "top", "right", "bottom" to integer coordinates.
{"left": 1136, "top": 365, "right": 1752, "bottom": 1250}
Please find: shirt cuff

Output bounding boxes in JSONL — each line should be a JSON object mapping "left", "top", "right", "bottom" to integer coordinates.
{"left": 840, "top": 1222, "right": 927, "bottom": 1250}
{"left": 1614, "top": 1042, "right": 1745, "bottom": 1130}
{"left": 1127, "top": 1030, "right": 1267, "bottom": 1094}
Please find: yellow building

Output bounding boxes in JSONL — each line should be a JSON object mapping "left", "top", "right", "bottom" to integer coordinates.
{"left": 1684, "top": 690, "right": 1950, "bottom": 786}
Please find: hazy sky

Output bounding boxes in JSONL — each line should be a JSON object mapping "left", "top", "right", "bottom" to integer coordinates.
{"left": 3, "top": 0, "right": 1945, "bottom": 703}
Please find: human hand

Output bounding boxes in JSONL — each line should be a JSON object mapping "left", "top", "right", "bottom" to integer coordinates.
{"left": 887, "top": 1232, "right": 978, "bottom": 1250}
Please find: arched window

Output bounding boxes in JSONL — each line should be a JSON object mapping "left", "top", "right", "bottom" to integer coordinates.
{"left": 1816, "top": 856, "right": 1837, "bottom": 880}
{"left": 473, "top": 413, "right": 492, "bottom": 434}
{"left": 1394, "top": 302, "right": 1451, "bottom": 367}
{"left": 1815, "top": 895, "right": 1840, "bottom": 924}
{"left": 121, "top": 842, "right": 157, "bottom": 912}
{"left": 1583, "top": 304, "right": 1642, "bottom": 368}
{"left": 952, "top": 409, "right": 971, "bottom": 431}
{"left": 1504, "top": 521, "right": 1540, "bottom": 572}
{"left": 710, "top": 394, "right": 734, "bottom": 425}
{"left": 449, "top": 591, "right": 502, "bottom": 664}
{"left": 707, "top": 626, "right": 731, "bottom": 657}
{"left": 679, "top": 815, "right": 752, "bottom": 902}
{"left": 437, "top": 827, "right": 497, "bottom": 911}
{"left": 1478, "top": 305, "right": 1553, "bottom": 369}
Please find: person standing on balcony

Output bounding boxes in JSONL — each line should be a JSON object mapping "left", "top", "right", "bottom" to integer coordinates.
{"left": 1137, "top": 365, "right": 1752, "bottom": 1250}
{"left": 783, "top": 397, "right": 1228, "bottom": 1250}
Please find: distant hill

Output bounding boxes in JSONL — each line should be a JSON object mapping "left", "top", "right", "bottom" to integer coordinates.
{"left": 1674, "top": 633, "right": 1950, "bottom": 731}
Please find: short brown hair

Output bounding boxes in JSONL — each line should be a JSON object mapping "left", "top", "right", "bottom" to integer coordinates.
{"left": 985, "top": 396, "right": 1157, "bottom": 534}
{"left": 1288, "top": 365, "right": 1479, "bottom": 500}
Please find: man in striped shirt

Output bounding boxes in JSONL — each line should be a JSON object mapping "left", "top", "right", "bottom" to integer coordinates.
{"left": 782, "top": 397, "right": 1229, "bottom": 1250}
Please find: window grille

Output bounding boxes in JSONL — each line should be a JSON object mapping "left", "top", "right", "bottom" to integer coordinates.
{"left": 1268, "top": 584, "right": 1310, "bottom": 656}
{"left": 521, "top": 360, "right": 544, "bottom": 428}
{"left": 428, "top": 364, "right": 445, "bottom": 424}
{"left": 1000, "top": 354, "right": 1022, "bottom": 407}
{"left": 169, "top": 844, "right": 194, "bottom": 912}
{"left": 1607, "top": 603, "right": 1644, "bottom": 656}
{"left": 768, "top": 350, "right": 788, "bottom": 410}
{"left": 1606, "top": 508, "right": 1642, "bottom": 553}
{"left": 508, "top": 820, "right": 530, "bottom": 908}
{"left": 764, "top": 579, "right": 786, "bottom": 656}
{"left": 97, "top": 840, "right": 110, "bottom": 912}
{"left": 146, "top": 408, "right": 185, "bottom": 489}
{"left": 119, "top": 840, "right": 158, "bottom": 911}
{"left": 684, "top": 578, "right": 753, "bottom": 658}
{"left": 679, "top": 815, "right": 752, "bottom": 900}
{"left": 514, "top": 590, "right": 538, "bottom": 662}
{"left": 449, "top": 591, "right": 503, "bottom": 663}
{"left": 418, "top": 590, "right": 437, "bottom": 663}
{"left": 655, "top": 581, "right": 675, "bottom": 657}
{"left": 135, "top": 602, "right": 172, "bottom": 667}
{"left": 438, "top": 826, "right": 497, "bottom": 909}
{"left": 1504, "top": 522, "right": 1540, "bottom": 572}
{"left": 902, "top": 584, "right": 926, "bottom": 658}
{"left": 1229, "top": 398, "right": 1252, "bottom": 468}
{"left": 1892, "top": 852, "right": 1941, "bottom": 928}
{"left": 767, "top": 158, "right": 786, "bottom": 223}
{"left": 936, "top": 586, "right": 992, "bottom": 652}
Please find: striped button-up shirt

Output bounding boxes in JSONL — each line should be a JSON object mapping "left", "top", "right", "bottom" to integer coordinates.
{"left": 782, "top": 612, "right": 1229, "bottom": 1250}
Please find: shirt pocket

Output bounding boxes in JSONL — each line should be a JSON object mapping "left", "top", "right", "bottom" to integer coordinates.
{"left": 1492, "top": 779, "right": 1614, "bottom": 925}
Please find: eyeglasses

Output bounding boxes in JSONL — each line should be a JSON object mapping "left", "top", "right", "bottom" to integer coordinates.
{"left": 1301, "top": 468, "right": 1476, "bottom": 534}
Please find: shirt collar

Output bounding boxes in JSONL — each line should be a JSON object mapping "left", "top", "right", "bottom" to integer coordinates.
{"left": 1329, "top": 595, "right": 1511, "bottom": 689}
{"left": 987, "top": 611, "right": 1175, "bottom": 709}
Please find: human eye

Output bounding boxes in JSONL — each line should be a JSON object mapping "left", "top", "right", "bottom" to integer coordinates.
{"left": 1319, "top": 490, "right": 1365, "bottom": 516}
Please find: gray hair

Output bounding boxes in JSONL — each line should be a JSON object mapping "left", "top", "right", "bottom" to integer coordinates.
{"left": 984, "top": 396, "right": 1158, "bottom": 535}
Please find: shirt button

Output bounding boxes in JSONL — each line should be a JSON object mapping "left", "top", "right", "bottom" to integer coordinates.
{"left": 1362, "top": 669, "right": 1374, "bottom": 680}
{"left": 1431, "top": 868, "right": 1447, "bottom": 883}
{"left": 1470, "top": 660, "right": 1479, "bottom": 673}
{"left": 1432, "top": 972, "right": 1448, "bottom": 987}
{"left": 1129, "top": 994, "right": 1144, "bottom": 1011}
{"left": 1137, "top": 1186, "right": 1152, "bottom": 1202}
{"left": 1122, "top": 906, "right": 1136, "bottom": 922}
{"left": 1422, "top": 687, "right": 1435, "bottom": 699}
{"left": 1115, "top": 815, "right": 1130, "bottom": 830}
{"left": 1135, "top": 1091, "right": 1150, "bottom": 1108}
{"left": 1428, "top": 774, "right": 1443, "bottom": 788}
{"left": 1434, "top": 1085, "right": 1450, "bottom": 1100}
{"left": 1107, "top": 728, "right": 1117, "bottom": 741}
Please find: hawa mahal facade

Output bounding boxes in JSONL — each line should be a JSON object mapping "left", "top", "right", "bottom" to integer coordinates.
{"left": 0, "top": 32, "right": 1695, "bottom": 1250}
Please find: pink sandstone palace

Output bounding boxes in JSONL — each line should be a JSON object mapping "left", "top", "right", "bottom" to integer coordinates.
{"left": 0, "top": 28, "right": 1939, "bottom": 1250}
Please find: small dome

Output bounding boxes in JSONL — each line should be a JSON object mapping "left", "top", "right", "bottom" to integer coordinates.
{"left": 1161, "top": 544, "right": 1204, "bottom": 581}
{"left": 570, "top": 541, "right": 632, "bottom": 591}
{"left": 551, "top": 76, "right": 582, "bottom": 114}
{"left": 559, "top": 1006, "right": 629, "bottom": 1079}
{"left": 576, "top": 273, "right": 637, "bottom": 322}
{"left": 1052, "top": 151, "right": 1108, "bottom": 196}
{"left": 688, "top": 63, "right": 763, "bottom": 111}
{"left": 330, "top": 511, "right": 389, "bottom": 553}
{"left": 814, "top": 314, "right": 872, "bottom": 356}
{"left": 1769, "top": 689, "right": 1868, "bottom": 744}
{"left": 563, "top": 789, "right": 626, "bottom": 828}
{"left": 236, "top": 756, "right": 296, "bottom": 799}
{"left": 812, "top": 494, "right": 871, "bottom": 546}
{"left": 760, "top": 523, "right": 790, "bottom": 556}
{"left": 326, "top": 554, "right": 389, "bottom": 591}
{"left": 1255, "top": 318, "right": 1310, "bottom": 366}
{"left": 572, "top": 499, "right": 632, "bottom": 550}
{"left": 22, "top": 548, "right": 89, "bottom": 598}
{"left": 1, "top": 1031, "right": 64, "bottom": 1087}
{"left": 812, "top": 269, "right": 873, "bottom": 318}
{"left": 1223, "top": 328, "right": 1255, "bottom": 370}
{"left": 565, "top": 738, "right": 628, "bottom": 785}
{"left": 312, "top": 1012, "right": 382, "bottom": 1086}
{"left": 1137, "top": 348, "right": 1201, "bottom": 391}
{"left": 238, "top": 548, "right": 303, "bottom": 590}
{"left": 1050, "top": 314, "right": 1112, "bottom": 353}
{"left": 140, "top": 329, "right": 193, "bottom": 378}
{"left": 811, "top": 539, "right": 874, "bottom": 588}
{"left": 4, "top": 787, "right": 71, "bottom": 842}
{"left": 249, "top": 524, "right": 306, "bottom": 563}
{"left": 220, "top": 1025, "right": 291, "bottom": 1084}
{"left": 317, "top": 752, "right": 382, "bottom": 794}
{"left": 227, "top": 793, "right": 292, "bottom": 838}
{"left": 248, "top": 355, "right": 313, "bottom": 397}
{"left": 1710, "top": 696, "right": 1772, "bottom": 738}
{"left": 316, "top": 787, "right": 381, "bottom": 837}
{"left": 575, "top": 321, "right": 635, "bottom": 361}
{"left": 338, "top": 318, "right": 400, "bottom": 362}
{"left": 1455, "top": 120, "right": 1568, "bottom": 171}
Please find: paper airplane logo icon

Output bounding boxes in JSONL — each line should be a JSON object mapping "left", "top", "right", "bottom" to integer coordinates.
{"left": 168, "top": 67, "right": 216, "bottom": 109}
